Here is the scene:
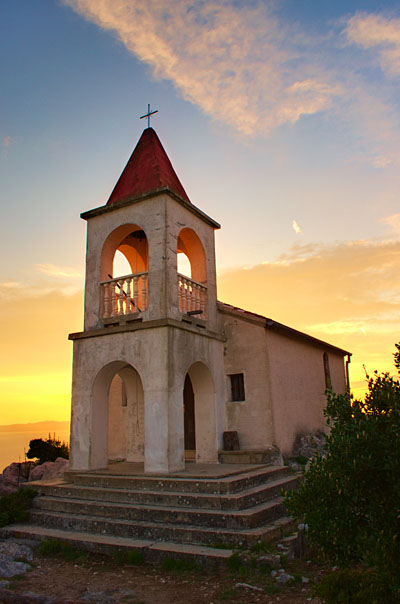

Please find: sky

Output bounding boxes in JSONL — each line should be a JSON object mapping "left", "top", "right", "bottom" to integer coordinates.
{"left": 1, "top": 0, "right": 400, "bottom": 424}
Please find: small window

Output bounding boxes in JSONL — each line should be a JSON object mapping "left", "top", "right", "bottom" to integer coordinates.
{"left": 323, "top": 352, "right": 332, "bottom": 389}
{"left": 229, "top": 373, "right": 245, "bottom": 401}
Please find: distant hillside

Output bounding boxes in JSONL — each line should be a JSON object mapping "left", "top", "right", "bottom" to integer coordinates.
{"left": 0, "top": 421, "right": 70, "bottom": 433}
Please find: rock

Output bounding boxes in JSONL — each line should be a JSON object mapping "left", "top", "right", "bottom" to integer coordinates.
{"left": 0, "top": 462, "right": 35, "bottom": 494}
{"left": 235, "top": 582, "right": 264, "bottom": 592}
{"left": 29, "top": 458, "right": 69, "bottom": 482}
{"left": 0, "top": 559, "right": 31, "bottom": 578}
{"left": 292, "top": 432, "right": 326, "bottom": 459}
{"left": 276, "top": 572, "right": 295, "bottom": 584}
{"left": 257, "top": 554, "right": 281, "bottom": 569}
{"left": 0, "top": 540, "right": 34, "bottom": 579}
{"left": 0, "top": 541, "right": 33, "bottom": 562}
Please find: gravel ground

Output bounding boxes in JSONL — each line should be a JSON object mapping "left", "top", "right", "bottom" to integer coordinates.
{"left": 0, "top": 547, "right": 326, "bottom": 604}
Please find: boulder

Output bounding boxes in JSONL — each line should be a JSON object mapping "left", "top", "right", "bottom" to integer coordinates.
{"left": 29, "top": 457, "right": 69, "bottom": 482}
{"left": 0, "top": 462, "right": 35, "bottom": 495}
{"left": 0, "top": 540, "right": 33, "bottom": 578}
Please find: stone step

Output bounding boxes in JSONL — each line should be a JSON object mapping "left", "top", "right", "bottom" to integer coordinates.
{"left": 28, "top": 509, "right": 295, "bottom": 547}
{"left": 32, "top": 474, "right": 299, "bottom": 511}
{"left": 0, "top": 524, "right": 234, "bottom": 568}
{"left": 64, "top": 465, "right": 291, "bottom": 495}
{"left": 33, "top": 494, "right": 287, "bottom": 529}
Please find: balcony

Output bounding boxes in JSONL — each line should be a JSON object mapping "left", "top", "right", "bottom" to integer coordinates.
{"left": 178, "top": 274, "right": 207, "bottom": 319}
{"left": 100, "top": 272, "right": 207, "bottom": 321}
{"left": 101, "top": 272, "right": 148, "bottom": 318}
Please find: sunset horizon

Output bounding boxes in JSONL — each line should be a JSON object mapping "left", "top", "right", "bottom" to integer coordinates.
{"left": 2, "top": 0, "right": 400, "bottom": 425}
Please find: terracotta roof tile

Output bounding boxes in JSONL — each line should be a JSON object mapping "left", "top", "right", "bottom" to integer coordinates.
{"left": 107, "top": 128, "right": 190, "bottom": 205}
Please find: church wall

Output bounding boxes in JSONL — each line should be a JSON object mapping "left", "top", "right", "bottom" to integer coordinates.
{"left": 265, "top": 331, "right": 347, "bottom": 456}
{"left": 219, "top": 312, "right": 274, "bottom": 449}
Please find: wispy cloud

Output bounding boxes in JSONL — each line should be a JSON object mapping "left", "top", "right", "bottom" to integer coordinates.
{"left": 3, "top": 136, "right": 11, "bottom": 148}
{"left": 346, "top": 13, "right": 400, "bottom": 78}
{"left": 382, "top": 212, "right": 400, "bottom": 233}
{"left": 63, "top": 0, "right": 342, "bottom": 136}
{"left": 0, "top": 281, "right": 20, "bottom": 289}
{"left": 292, "top": 219, "right": 302, "bottom": 235}
{"left": 36, "top": 263, "right": 84, "bottom": 279}
{"left": 62, "top": 1, "right": 400, "bottom": 168}
{"left": 218, "top": 238, "right": 400, "bottom": 396}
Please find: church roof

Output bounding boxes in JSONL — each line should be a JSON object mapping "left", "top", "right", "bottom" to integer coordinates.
{"left": 107, "top": 128, "right": 191, "bottom": 206}
{"left": 217, "top": 301, "right": 351, "bottom": 356}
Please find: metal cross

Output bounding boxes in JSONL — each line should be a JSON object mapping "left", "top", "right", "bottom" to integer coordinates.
{"left": 140, "top": 104, "right": 158, "bottom": 128}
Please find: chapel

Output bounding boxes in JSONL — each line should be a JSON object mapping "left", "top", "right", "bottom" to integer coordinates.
{"left": 68, "top": 125, "right": 350, "bottom": 475}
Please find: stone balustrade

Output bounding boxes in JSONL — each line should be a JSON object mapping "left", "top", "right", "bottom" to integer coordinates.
{"left": 178, "top": 274, "right": 207, "bottom": 319}
{"left": 100, "top": 272, "right": 148, "bottom": 318}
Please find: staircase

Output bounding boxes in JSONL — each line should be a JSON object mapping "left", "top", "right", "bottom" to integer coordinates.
{"left": 1, "top": 463, "right": 299, "bottom": 565}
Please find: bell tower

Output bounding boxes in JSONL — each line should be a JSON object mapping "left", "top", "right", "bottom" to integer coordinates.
{"left": 69, "top": 127, "right": 226, "bottom": 474}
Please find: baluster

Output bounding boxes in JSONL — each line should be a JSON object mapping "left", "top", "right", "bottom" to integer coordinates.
{"left": 126, "top": 277, "right": 132, "bottom": 314}
{"left": 199, "top": 287, "right": 205, "bottom": 319}
{"left": 178, "top": 277, "right": 183, "bottom": 313}
{"left": 118, "top": 280, "right": 124, "bottom": 314}
{"left": 102, "top": 283, "right": 108, "bottom": 318}
{"left": 111, "top": 281, "right": 117, "bottom": 317}
{"left": 142, "top": 274, "right": 148, "bottom": 310}
{"left": 193, "top": 283, "right": 199, "bottom": 313}
{"left": 188, "top": 281, "right": 193, "bottom": 312}
{"left": 183, "top": 279, "right": 189, "bottom": 313}
{"left": 133, "top": 276, "right": 139, "bottom": 311}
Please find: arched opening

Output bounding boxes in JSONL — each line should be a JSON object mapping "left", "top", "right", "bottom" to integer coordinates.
{"left": 100, "top": 225, "right": 149, "bottom": 319}
{"left": 91, "top": 361, "right": 144, "bottom": 468}
{"left": 177, "top": 251, "right": 191, "bottom": 278}
{"left": 184, "top": 362, "right": 217, "bottom": 463}
{"left": 183, "top": 374, "right": 196, "bottom": 460}
{"left": 177, "top": 228, "right": 208, "bottom": 318}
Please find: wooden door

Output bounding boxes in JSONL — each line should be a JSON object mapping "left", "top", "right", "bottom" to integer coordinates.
{"left": 184, "top": 374, "right": 196, "bottom": 452}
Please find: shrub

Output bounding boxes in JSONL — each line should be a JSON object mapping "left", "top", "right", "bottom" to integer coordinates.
{"left": 286, "top": 344, "right": 400, "bottom": 601}
{"left": 26, "top": 434, "right": 69, "bottom": 464}
{"left": 0, "top": 487, "right": 36, "bottom": 527}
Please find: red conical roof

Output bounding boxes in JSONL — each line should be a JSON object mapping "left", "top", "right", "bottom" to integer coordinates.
{"left": 107, "top": 128, "right": 191, "bottom": 205}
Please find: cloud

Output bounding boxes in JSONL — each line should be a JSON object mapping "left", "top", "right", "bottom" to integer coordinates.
{"left": 3, "top": 136, "right": 11, "bottom": 147}
{"left": 63, "top": 0, "right": 342, "bottom": 136}
{"left": 218, "top": 238, "right": 400, "bottom": 397}
{"left": 292, "top": 219, "right": 302, "bottom": 235}
{"left": 0, "top": 281, "right": 20, "bottom": 289}
{"left": 346, "top": 13, "right": 400, "bottom": 78}
{"left": 36, "top": 263, "right": 84, "bottom": 279}
{"left": 382, "top": 212, "right": 400, "bottom": 233}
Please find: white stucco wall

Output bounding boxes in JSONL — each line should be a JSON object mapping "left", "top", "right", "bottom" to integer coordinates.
{"left": 266, "top": 330, "right": 347, "bottom": 456}
{"left": 218, "top": 310, "right": 274, "bottom": 449}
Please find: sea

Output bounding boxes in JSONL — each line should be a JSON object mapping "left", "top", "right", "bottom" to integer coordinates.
{"left": 0, "top": 426, "right": 70, "bottom": 472}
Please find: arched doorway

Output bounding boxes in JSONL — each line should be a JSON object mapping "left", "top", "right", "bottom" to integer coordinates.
{"left": 184, "top": 374, "right": 196, "bottom": 460}
{"left": 91, "top": 361, "right": 144, "bottom": 468}
{"left": 184, "top": 362, "right": 217, "bottom": 463}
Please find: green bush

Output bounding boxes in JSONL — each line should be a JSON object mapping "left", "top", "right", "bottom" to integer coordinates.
{"left": 286, "top": 344, "right": 400, "bottom": 601}
{"left": 37, "top": 539, "right": 87, "bottom": 561}
{"left": 26, "top": 434, "right": 69, "bottom": 465}
{"left": 314, "top": 568, "right": 398, "bottom": 604}
{"left": 114, "top": 549, "right": 145, "bottom": 565}
{"left": 0, "top": 487, "right": 36, "bottom": 527}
